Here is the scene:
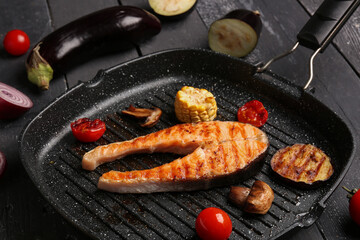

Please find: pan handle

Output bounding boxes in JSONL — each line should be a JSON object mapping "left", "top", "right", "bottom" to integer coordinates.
{"left": 257, "top": 0, "right": 360, "bottom": 89}
{"left": 297, "top": 0, "right": 360, "bottom": 52}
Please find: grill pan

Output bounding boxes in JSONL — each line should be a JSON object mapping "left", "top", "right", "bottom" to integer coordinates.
{"left": 20, "top": 48, "right": 358, "bottom": 239}
{"left": 20, "top": 1, "right": 359, "bottom": 239}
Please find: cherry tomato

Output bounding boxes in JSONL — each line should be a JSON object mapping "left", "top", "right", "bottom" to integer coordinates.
{"left": 237, "top": 100, "right": 268, "bottom": 127}
{"left": 3, "top": 29, "right": 30, "bottom": 56}
{"left": 195, "top": 207, "right": 232, "bottom": 240}
{"left": 70, "top": 118, "right": 106, "bottom": 142}
{"left": 348, "top": 189, "right": 360, "bottom": 226}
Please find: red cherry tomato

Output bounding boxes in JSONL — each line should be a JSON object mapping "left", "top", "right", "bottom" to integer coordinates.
{"left": 70, "top": 118, "right": 106, "bottom": 142}
{"left": 3, "top": 29, "right": 30, "bottom": 56}
{"left": 349, "top": 189, "right": 360, "bottom": 226}
{"left": 237, "top": 100, "right": 268, "bottom": 127}
{"left": 195, "top": 207, "right": 232, "bottom": 240}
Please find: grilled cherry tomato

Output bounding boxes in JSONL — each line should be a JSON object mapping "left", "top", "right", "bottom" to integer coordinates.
{"left": 344, "top": 187, "right": 360, "bottom": 226}
{"left": 195, "top": 207, "right": 232, "bottom": 240}
{"left": 3, "top": 29, "right": 30, "bottom": 56}
{"left": 237, "top": 100, "right": 268, "bottom": 127}
{"left": 70, "top": 118, "right": 106, "bottom": 142}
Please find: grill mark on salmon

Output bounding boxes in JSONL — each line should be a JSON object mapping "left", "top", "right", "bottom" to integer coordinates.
{"left": 231, "top": 141, "right": 240, "bottom": 172}
{"left": 82, "top": 121, "right": 267, "bottom": 171}
{"left": 98, "top": 139, "right": 268, "bottom": 193}
{"left": 81, "top": 121, "right": 268, "bottom": 193}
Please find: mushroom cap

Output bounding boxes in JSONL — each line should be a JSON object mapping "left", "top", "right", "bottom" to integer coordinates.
{"left": 243, "top": 180, "right": 274, "bottom": 214}
{"left": 229, "top": 186, "right": 251, "bottom": 208}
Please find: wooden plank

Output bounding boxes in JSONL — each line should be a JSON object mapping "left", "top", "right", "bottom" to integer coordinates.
{"left": 1, "top": 0, "right": 359, "bottom": 239}
{"left": 317, "top": 178, "right": 360, "bottom": 240}
{"left": 0, "top": 0, "right": 77, "bottom": 239}
{"left": 290, "top": 3, "right": 360, "bottom": 238}
{"left": 298, "top": 0, "right": 360, "bottom": 77}
{"left": 293, "top": 0, "right": 360, "bottom": 127}
{"left": 196, "top": 0, "right": 360, "bottom": 127}
{"left": 197, "top": 1, "right": 360, "bottom": 240}
{"left": 47, "top": 0, "right": 139, "bottom": 88}
{"left": 197, "top": 0, "right": 311, "bottom": 83}
{"left": 0, "top": 0, "right": 66, "bottom": 114}
{"left": 121, "top": 0, "right": 209, "bottom": 53}
{"left": 48, "top": 0, "right": 119, "bottom": 28}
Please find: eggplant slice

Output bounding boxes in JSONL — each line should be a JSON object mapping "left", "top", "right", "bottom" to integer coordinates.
{"left": 149, "top": 0, "right": 197, "bottom": 17}
{"left": 208, "top": 9, "right": 261, "bottom": 57}
{"left": 271, "top": 144, "right": 334, "bottom": 188}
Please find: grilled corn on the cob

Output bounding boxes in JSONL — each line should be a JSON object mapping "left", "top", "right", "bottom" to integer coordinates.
{"left": 174, "top": 86, "right": 217, "bottom": 123}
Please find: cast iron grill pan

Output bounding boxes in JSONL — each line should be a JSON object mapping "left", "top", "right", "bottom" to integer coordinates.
{"left": 20, "top": 49, "right": 356, "bottom": 239}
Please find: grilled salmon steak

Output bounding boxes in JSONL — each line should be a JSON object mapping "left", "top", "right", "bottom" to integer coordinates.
{"left": 83, "top": 121, "right": 267, "bottom": 170}
{"left": 271, "top": 144, "right": 333, "bottom": 186}
{"left": 82, "top": 121, "right": 269, "bottom": 193}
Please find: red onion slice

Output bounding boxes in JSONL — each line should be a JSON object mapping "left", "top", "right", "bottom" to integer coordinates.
{"left": 0, "top": 151, "right": 6, "bottom": 179}
{"left": 0, "top": 82, "right": 33, "bottom": 119}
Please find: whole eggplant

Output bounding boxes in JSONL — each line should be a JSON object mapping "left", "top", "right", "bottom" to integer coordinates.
{"left": 26, "top": 6, "right": 161, "bottom": 90}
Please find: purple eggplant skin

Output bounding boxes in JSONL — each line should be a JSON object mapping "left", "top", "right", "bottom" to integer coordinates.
{"left": 26, "top": 6, "right": 161, "bottom": 90}
{"left": 224, "top": 9, "right": 262, "bottom": 37}
{"left": 208, "top": 9, "right": 262, "bottom": 58}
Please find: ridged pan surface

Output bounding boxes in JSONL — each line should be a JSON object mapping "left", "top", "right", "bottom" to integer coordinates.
{"left": 20, "top": 49, "right": 356, "bottom": 239}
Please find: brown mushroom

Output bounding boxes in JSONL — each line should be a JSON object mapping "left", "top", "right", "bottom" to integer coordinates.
{"left": 229, "top": 186, "right": 251, "bottom": 208}
{"left": 122, "top": 105, "right": 162, "bottom": 128}
{"left": 244, "top": 180, "right": 274, "bottom": 214}
{"left": 229, "top": 180, "right": 274, "bottom": 215}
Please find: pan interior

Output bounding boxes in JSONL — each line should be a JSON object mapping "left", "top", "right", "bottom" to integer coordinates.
{"left": 20, "top": 49, "right": 354, "bottom": 240}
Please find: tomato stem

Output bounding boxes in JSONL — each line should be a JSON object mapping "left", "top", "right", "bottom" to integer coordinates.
{"left": 342, "top": 186, "right": 358, "bottom": 199}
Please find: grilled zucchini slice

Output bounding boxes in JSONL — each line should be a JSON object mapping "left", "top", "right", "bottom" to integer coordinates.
{"left": 271, "top": 144, "right": 334, "bottom": 187}
{"left": 174, "top": 86, "right": 217, "bottom": 123}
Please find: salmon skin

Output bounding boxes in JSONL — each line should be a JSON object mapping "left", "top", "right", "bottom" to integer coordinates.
{"left": 82, "top": 121, "right": 269, "bottom": 193}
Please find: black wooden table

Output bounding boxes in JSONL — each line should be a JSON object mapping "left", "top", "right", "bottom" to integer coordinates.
{"left": 1, "top": 0, "right": 360, "bottom": 239}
